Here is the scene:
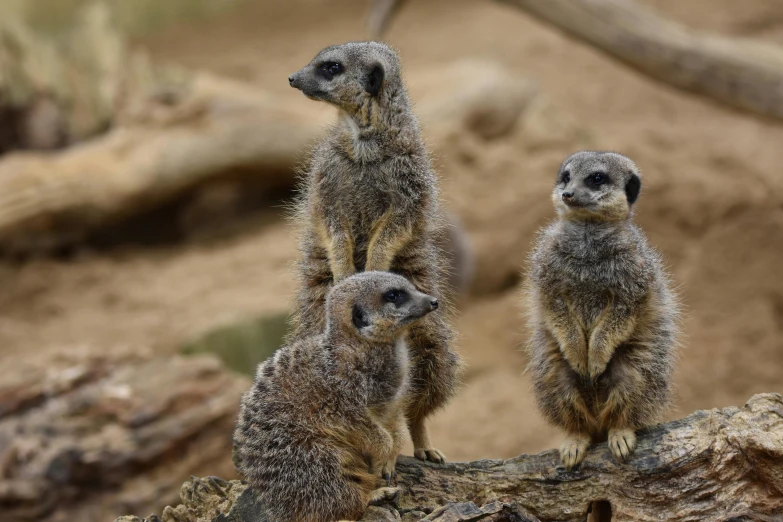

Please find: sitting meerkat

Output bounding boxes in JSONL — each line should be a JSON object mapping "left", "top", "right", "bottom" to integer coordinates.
{"left": 233, "top": 271, "right": 440, "bottom": 522}
{"left": 287, "top": 41, "right": 461, "bottom": 463}
{"left": 524, "top": 151, "right": 679, "bottom": 470}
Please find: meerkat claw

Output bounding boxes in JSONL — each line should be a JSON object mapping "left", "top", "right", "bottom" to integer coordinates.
{"left": 381, "top": 453, "right": 398, "bottom": 486}
{"left": 414, "top": 448, "right": 446, "bottom": 464}
{"left": 609, "top": 428, "right": 636, "bottom": 462}
{"left": 381, "top": 465, "right": 396, "bottom": 487}
{"left": 368, "top": 486, "right": 400, "bottom": 505}
{"left": 559, "top": 435, "right": 590, "bottom": 470}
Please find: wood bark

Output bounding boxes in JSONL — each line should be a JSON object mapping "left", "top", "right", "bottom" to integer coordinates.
{"left": 498, "top": 0, "right": 783, "bottom": 120}
{"left": 116, "top": 393, "right": 783, "bottom": 522}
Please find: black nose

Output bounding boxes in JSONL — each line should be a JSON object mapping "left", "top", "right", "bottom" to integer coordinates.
{"left": 562, "top": 192, "right": 574, "bottom": 201}
{"left": 430, "top": 299, "right": 439, "bottom": 310}
{"left": 288, "top": 76, "right": 295, "bottom": 87}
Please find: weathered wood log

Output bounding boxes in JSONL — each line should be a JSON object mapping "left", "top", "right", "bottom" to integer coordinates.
{"left": 498, "top": 0, "right": 783, "bottom": 120}
{"left": 0, "top": 61, "right": 535, "bottom": 254}
{"left": 0, "top": 72, "right": 327, "bottom": 253}
{"left": 0, "top": 352, "right": 249, "bottom": 522}
{"left": 115, "top": 393, "right": 783, "bottom": 522}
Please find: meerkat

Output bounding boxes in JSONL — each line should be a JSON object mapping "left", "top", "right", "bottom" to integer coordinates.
{"left": 233, "top": 271, "right": 440, "bottom": 522}
{"left": 286, "top": 42, "right": 461, "bottom": 463}
{"left": 524, "top": 151, "right": 679, "bottom": 472}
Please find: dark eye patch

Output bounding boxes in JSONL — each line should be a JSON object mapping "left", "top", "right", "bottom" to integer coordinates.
{"left": 560, "top": 170, "right": 571, "bottom": 184}
{"left": 584, "top": 171, "right": 608, "bottom": 190}
{"left": 352, "top": 304, "right": 370, "bottom": 329}
{"left": 383, "top": 289, "right": 409, "bottom": 306}
{"left": 318, "top": 62, "right": 343, "bottom": 80}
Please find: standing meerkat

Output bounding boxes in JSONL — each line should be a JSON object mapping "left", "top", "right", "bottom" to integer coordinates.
{"left": 524, "top": 151, "right": 679, "bottom": 471}
{"left": 233, "top": 271, "right": 440, "bottom": 522}
{"left": 287, "top": 42, "right": 461, "bottom": 463}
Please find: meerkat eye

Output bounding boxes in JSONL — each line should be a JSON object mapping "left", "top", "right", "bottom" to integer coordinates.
{"left": 560, "top": 171, "right": 571, "bottom": 184}
{"left": 319, "top": 62, "right": 343, "bottom": 80}
{"left": 383, "top": 289, "right": 408, "bottom": 305}
{"left": 585, "top": 172, "right": 607, "bottom": 189}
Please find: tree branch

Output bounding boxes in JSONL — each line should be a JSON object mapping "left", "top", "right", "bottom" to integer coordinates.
{"left": 116, "top": 393, "right": 783, "bottom": 522}
{"left": 498, "top": 0, "right": 783, "bottom": 120}
{"left": 369, "top": 0, "right": 783, "bottom": 120}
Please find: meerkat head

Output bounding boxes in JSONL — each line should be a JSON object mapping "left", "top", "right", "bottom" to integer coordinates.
{"left": 552, "top": 151, "right": 642, "bottom": 222}
{"left": 325, "top": 271, "right": 438, "bottom": 343}
{"left": 288, "top": 41, "right": 402, "bottom": 114}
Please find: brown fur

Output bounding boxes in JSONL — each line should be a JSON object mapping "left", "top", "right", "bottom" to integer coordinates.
{"left": 234, "top": 271, "right": 439, "bottom": 522}
{"left": 287, "top": 42, "right": 462, "bottom": 462}
{"left": 523, "top": 151, "right": 679, "bottom": 471}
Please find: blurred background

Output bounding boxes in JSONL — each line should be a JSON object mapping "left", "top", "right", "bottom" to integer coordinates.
{"left": 1, "top": 0, "right": 782, "bottom": 520}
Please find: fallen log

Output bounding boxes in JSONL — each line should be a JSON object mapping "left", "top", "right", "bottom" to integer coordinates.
{"left": 115, "top": 393, "right": 783, "bottom": 522}
{"left": 498, "top": 0, "right": 783, "bottom": 120}
{"left": 0, "top": 352, "right": 249, "bottom": 522}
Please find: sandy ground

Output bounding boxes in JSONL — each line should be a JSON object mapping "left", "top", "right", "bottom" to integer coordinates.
{"left": 2, "top": 0, "right": 783, "bottom": 466}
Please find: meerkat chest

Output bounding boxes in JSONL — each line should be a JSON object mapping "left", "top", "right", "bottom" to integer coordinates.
{"left": 542, "top": 248, "right": 645, "bottom": 324}
{"left": 321, "top": 162, "right": 393, "bottom": 210}
{"left": 367, "top": 338, "right": 410, "bottom": 419}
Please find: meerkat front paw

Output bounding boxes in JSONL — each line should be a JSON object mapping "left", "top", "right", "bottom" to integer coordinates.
{"left": 565, "top": 349, "right": 588, "bottom": 377}
{"left": 588, "top": 356, "right": 609, "bottom": 381}
{"left": 367, "top": 486, "right": 400, "bottom": 505}
{"left": 608, "top": 428, "right": 636, "bottom": 462}
{"left": 414, "top": 447, "right": 446, "bottom": 464}
{"left": 559, "top": 434, "right": 591, "bottom": 470}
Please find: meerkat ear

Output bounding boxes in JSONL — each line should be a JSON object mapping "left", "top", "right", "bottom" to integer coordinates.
{"left": 364, "top": 64, "right": 384, "bottom": 97}
{"left": 625, "top": 173, "right": 641, "bottom": 205}
{"left": 352, "top": 304, "right": 370, "bottom": 329}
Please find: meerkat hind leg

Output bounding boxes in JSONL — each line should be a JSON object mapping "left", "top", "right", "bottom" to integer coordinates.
{"left": 608, "top": 428, "right": 636, "bottom": 461}
{"left": 409, "top": 416, "right": 445, "bottom": 463}
{"left": 559, "top": 433, "right": 591, "bottom": 470}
